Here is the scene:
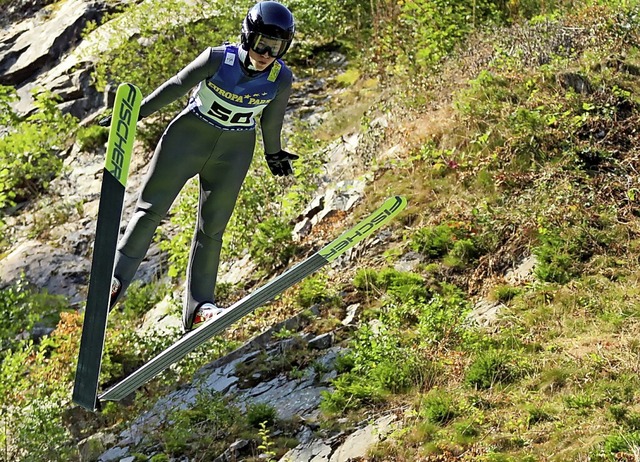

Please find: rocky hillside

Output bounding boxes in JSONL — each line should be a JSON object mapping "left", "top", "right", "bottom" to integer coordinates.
{"left": 2, "top": 0, "right": 640, "bottom": 461}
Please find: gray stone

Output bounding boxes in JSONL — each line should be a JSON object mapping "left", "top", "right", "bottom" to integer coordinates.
{"left": 0, "top": 0, "right": 102, "bottom": 86}
{"left": 97, "top": 445, "right": 129, "bottom": 462}
{"left": 0, "top": 239, "right": 89, "bottom": 304}
{"left": 329, "top": 414, "right": 398, "bottom": 461}
{"left": 505, "top": 255, "right": 537, "bottom": 284}
{"left": 240, "top": 368, "right": 329, "bottom": 420}
{"left": 141, "top": 297, "right": 182, "bottom": 336}
{"left": 78, "top": 431, "right": 115, "bottom": 462}
{"left": 341, "top": 303, "right": 360, "bottom": 326}
{"left": 214, "top": 439, "right": 250, "bottom": 462}
{"left": 309, "top": 332, "right": 333, "bottom": 350}
{"left": 394, "top": 251, "right": 425, "bottom": 273}
{"left": 282, "top": 439, "right": 333, "bottom": 462}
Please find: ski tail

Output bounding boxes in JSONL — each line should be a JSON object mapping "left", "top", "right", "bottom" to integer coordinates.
{"left": 98, "top": 195, "right": 407, "bottom": 403}
{"left": 72, "top": 83, "right": 142, "bottom": 412}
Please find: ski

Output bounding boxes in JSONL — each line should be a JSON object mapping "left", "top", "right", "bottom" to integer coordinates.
{"left": 99, "top": 195, "right": 407, "bottom": 404}
{"left": 72, "top": 83, "right": 142, "bottom": 411}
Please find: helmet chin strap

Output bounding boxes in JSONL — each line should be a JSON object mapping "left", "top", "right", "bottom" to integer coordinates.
{"left": 238, "top": 45, "right": 268, "bottom": 77}
{"left": 238, "top": 45, "right": 265, "bottom": 74}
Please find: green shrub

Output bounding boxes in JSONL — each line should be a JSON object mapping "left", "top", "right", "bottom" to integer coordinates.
{"left": 334, "top": 352, "right": 356, "bottom": 373}
{"left": 533, "top": 230, "right": 585, "bottom": 283}
{"left": 420, "top": 388, "right": 458, "bottom": 425}
{"left": 411, "top": 223, "right": 481, "bottom": 268}
{"left": 411, "top": 224, "right": 459, "bottom": 258}
{"left": 609, "top": 405, "right": 640, "bottom": 431}
{"left": 320, "top": 373, "right": 386, "bottom": 413}
{"left": 76, "top": 123, "right": 108, "bottom": 152}
{"left": 526, "top": 405, "right": 555, "bottom": 426}
{"left": 445, "top": 238, "right": 480, "bottom": 268}
{"left": 465, "top": 349, "right": 518, "bottom": 390}
{"left": 149, "top": 454, "right": 170, "bottom": 462}
{"left": 599, "top": 431, "right": 640, "bottom": 459}
{"left": 454, "top": 71, "right": 516, "bottom": 125}
{"left": 297, "top": 274, "right": 333, "bottom": 308}
{"left": 93, "top": 0, "right": 241, "bottom": 95}
{"left": 285, "top": 0, "right": 371, "bottom": 59}
{"left": 249, "top": 216, "right": 299, "bottom": 273}
{"left": 563, "top": 393, "right": 595, "bottom": 414}
{"left": 119, "top": 280, "right": 169, "bottom": 319}
{"left": 390, "top": 0, "right": 506, "bottom": 76}
{"left": 491, "top": 284, "right": 523, "bottom": 303}
{"left": 454, "top": 418, "right": 481, "bottom": 438}
{"left": 416, "top": 287, "right": 472, "bottom": 348}
{"left": 354, "top": 267, "right": 429, "bottom": 300}
{"left": 159, "top": 392, "right": 239, "bottom": 456}
{"left": 0, "top": 278, "right": 68, "bottom": 350}
{"left": 353, "top": 268, "right": 383, "bottom": 292}
{"left": 3, "top": 394, "right": 76, "bottom": 461}
{"left": 247, "top": 402, "right": 278, "bottom": 427}
{"left": 0, "top": 89, "right": 77, "bottom": 210}
{"left": 370, "top": 359, "right": 416, "bottom": 394}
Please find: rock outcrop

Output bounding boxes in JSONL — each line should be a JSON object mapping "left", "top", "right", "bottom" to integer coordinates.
{"left": 0, "top": 1, "right": 395, "bottom": 460}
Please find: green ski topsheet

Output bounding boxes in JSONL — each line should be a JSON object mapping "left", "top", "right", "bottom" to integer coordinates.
{"left": 105, "top": 83, "right": 141, "bottom": 186}
{"left": 99, "top": 195, "right": 407, "bottom": 404}
{"left": 72, "top": 83, "right": 142, "bottom": 411}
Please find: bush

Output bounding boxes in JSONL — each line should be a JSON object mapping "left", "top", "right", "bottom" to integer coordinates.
{"left": 416, "top": 285, "right": 472, "bottom": 348}
{"left": 76, "top": 124, "right": 108, "bottom": 152}
{"left": 372, "top": 0, "right": 507, "bottom": 78}
{"left": 0, "top": 278, "right": 68, "bottom": 350}
{"left": 297, "top": 274, "right": 333, "bottom": 308}
{"left": 354, "top": 267, "right": 429, "bottom": 300}
{"left": 600, "top": 431, "right": 640, "bottom": 459}
{"left": 120, "top": 280, "right": 170, "bottom": 319}
{"left": 411, "top": 223, "right": 481, "bottom": 268}
{"left": 533, "top": 230, "right": 585, "bottom": 283}
{"left": 0, "top": 89, "right": 77, "bottom": 210}
{"left": 420, "top": 388, "right": 458, "bottom": 425}
{"left": 411, "top": 224, "right": 460, "bottom": 258}
{"left": 491, "top": 284, "right": 523, "bottom": 303}
{"left": 159, "top": 392, "right": 239, "bottom": 456}
{"left": 246, "top": 402, "right": 278, "bottom": 427}
{"left": 320, "top": 373, "right": 386, "bottom": 413}
{"left": 1, "top": 394, "right": 76, "bottom": 461}
{"left": 465, "top": 349, "right": 518, "bottom": 390}
{"left": 249, "top": 216, "right": 299, "bottom": 273}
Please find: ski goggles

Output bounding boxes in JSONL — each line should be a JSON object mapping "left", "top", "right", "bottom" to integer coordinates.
{"left": 250, "top": 34, "right": 289, "bottom": 58}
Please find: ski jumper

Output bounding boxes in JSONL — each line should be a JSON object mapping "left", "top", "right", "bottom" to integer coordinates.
{"left": 111, "top": 44, "right": 293, "bottom": 329}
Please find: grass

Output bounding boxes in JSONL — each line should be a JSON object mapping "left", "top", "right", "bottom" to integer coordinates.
{"left": 2, "top": 0, "right": 640, "bottom": 460}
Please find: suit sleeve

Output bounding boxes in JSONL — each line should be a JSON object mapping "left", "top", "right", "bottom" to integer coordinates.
{"left": 260, "top": 67, "right": 293, "bottom": 155}
{"left": 138, "top": 48, "right": 220, "bottom": 118}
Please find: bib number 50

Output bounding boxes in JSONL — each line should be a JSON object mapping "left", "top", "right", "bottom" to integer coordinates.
{"left": 207, "top": 101, "right": 253, "bottom": 125}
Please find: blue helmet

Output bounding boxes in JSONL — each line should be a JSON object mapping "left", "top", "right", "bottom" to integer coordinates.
{"left": 241, "top": 1, "right": 295, "bottom": 58}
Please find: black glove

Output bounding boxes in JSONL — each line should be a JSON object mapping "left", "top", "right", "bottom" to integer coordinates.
{"left": 265, "top": 150, "right": 299, "bottom": 176}
{"left": 98, "top": 115, "right": 112, "bottom": 127}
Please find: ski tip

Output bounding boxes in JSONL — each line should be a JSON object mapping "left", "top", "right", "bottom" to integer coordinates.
{"left": 318, "top": 195, "right": 408, "bottom": 262}
{"left": 118, "top": 82, "right": 142, "bottom": 97}
{"left": 388, "top": 195, "right": 408, "bottom": 209}
{"left": 377, "top": 195, "right": 408, "bottom": 218}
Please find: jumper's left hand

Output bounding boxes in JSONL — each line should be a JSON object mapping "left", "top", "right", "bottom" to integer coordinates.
{"left": 98, "top": 114, "right": 112, "bottom": 127}
{"left": 265, "top": 150, "right": 299, "bottom": 176}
